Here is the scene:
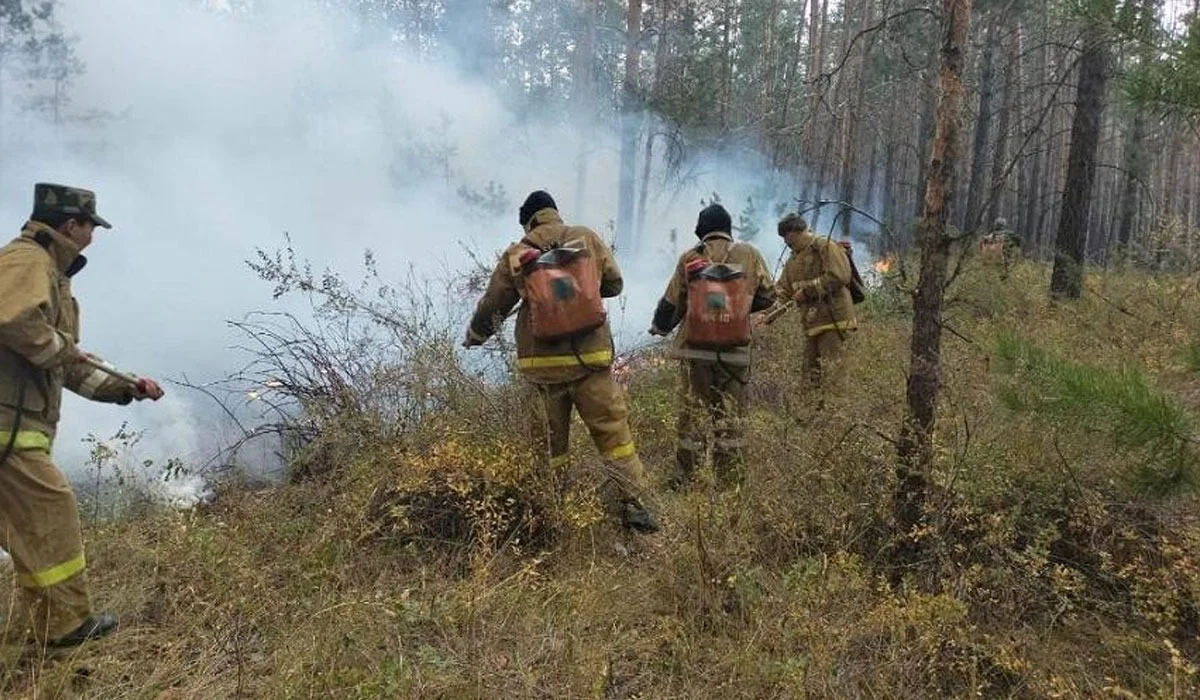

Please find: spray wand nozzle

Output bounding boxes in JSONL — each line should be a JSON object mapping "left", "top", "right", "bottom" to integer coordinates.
{"left": 80, "top": 353, "right": 140, "bottom": 387}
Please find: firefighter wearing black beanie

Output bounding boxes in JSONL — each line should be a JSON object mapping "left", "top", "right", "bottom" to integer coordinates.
{"left": 463, "top": 188, "right": 660, "bottom": 536}
{"left": 694, "top": 203, "right": 732, "bottom": 238}
{"left": 518, "top": 190, "right": 558, "bottom": 228}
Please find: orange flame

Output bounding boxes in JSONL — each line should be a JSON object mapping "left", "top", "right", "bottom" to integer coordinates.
{"left": 873, "top": 256, "right": 894, "bottom": 274}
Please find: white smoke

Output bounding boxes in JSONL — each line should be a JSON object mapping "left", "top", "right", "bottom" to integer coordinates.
{"left": 0, "top": 0, "right": 826, "bottom": 498}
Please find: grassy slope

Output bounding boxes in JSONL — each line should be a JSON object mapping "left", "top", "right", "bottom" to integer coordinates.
{"left": 5, "top": 261, "right": 1200, "bottom": 698}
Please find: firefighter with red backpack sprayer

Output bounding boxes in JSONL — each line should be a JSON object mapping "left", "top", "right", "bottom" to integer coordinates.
{"left": 649, "top": 204, "right": 776, "bottom": 490}
{"left": 463, "top": 191, "right": 659, "bottom": 535}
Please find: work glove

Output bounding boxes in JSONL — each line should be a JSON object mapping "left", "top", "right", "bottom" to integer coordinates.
{"left": 462, "top": 329, "right": 486, "bottom": 348}
{"left": 132, "top": 377, "right": 165, "bottom": 401}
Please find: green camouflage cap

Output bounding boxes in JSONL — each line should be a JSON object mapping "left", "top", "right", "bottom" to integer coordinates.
{"left": 31, "top": 183, "right": 112, "bottom": 229}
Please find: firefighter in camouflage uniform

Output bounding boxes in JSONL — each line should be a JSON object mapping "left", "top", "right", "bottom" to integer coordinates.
{"left": 463, "top": 191, "right": 658, "bottom": 534}
{"left": 0, "top": 183, "right": 164, "bottom": 647}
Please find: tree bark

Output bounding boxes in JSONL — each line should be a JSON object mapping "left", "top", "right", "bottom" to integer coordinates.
{"left": 802, "top": 0, "right": 827, "bottom": 165}
{"left": 720, "top": 0, "right": 733, "bottom": 130}
{"left": 883, "top": 139, "right": 899, "bottom": 248}
{"left": 1021, "top": 34, "right": 1048, "bottom": 252}
{"left": 964, "top": 18, "right": 1000, "bottom": 234}
{"left": 571, "top": 0, "right": 599, "bottom": 219}
{"left": 777, "top": 1, "right": 807, "bottom": 164}
{"left": 987, "top": 19, "right": 1017, "bottom": 227}
{"left": 1050, "top": 22, "right": 1110, "bottom": 299}
{"left": 761, "top": 0, "right": 781, "bottom": 131}
{"left": 913, "top": 43, "right": 940, "bottom": 240}
{"left": 616, "top": 0, "right": 644, "bottom": 253}
{"left": 894, "top": 0, "right": 973, "bottom": 540}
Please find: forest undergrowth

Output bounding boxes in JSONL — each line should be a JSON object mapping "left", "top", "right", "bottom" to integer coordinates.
{"left": 5, "top": 253, "right": 1200, "bottom": 698}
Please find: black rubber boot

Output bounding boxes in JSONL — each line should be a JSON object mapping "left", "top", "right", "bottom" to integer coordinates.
{"left": 670, "top": 449, "right": 699, "bottom": 491}
{"left": 47, "top": 612, "right": 118, "bottom": 648}
{"left": 621, "top": 500, "right": 661, "bottom": 534}
{"left": 713, "top": 449, "right": 745, "bottom": 491}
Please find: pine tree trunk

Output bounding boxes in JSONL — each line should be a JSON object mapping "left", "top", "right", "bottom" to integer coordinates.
{"left": 572, "top": 0, "right": 599, "bottom": 219}
{"left": 635, "top": 0, "right": 669, "bottom": 244}
{"left": 1021, "top": 34, "right": 1047, "bottom": 252}
{"left": 720, "top": 0, "right": 732, "bottom": 130}
{"left": 883, "top": 140, "right": 899, "bottom": 247}
{"left": 778, "top": 2, "right": 807, "bottom": 164}
{"left": 1185, "top": 146, "right": 1195, "bottom": 242}
{"left": 1050, "top": 23, "right": 1110, "bottom": 299}
{"left": 761, "top": 0, "right": 781, "bottom": 131}
{"left": 838, "top": 0, "right": 873, "bottom": 241}
{"left": 913, "top": 43, "right": 940, "bottom": 240}
{"left": 987, "top": 19, "right": 1017, "bottom": 227}
{"left": 865, "top": 137, "right": 879, "bottom": 224}
{"left": 803, "top": 0, "right": 827, "bottom": 164}
{"left": 616, "top": 0, "right": 643, "bottom": 253}
{"left": 964, "top": 18, "right": 1000, "bottom": 234}
{"left": 1164, "top": 124, "right": 1181, "bottom": 224}
{"left": 636, "top": 127, "right": 654, "bottom": 244}
{"left": 895, "top": 0, "right": 973, "bottom": 540}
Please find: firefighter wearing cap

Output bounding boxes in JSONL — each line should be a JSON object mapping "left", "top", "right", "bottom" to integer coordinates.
{"left": 650, "top": 204, "right": 776, "bottom": 488}
{"left": 0, "top": 183, "right": 164, "bottom": 647}
{"left": 463, "top": 191, "right": 659, "bottom": 534}
{"left": 774, "top": 213, "right": 857, "bottom": 386}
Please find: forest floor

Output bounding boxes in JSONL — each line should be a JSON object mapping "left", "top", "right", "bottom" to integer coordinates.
{"left": 5, "top": 259, "right": 1200, "bottom": 699}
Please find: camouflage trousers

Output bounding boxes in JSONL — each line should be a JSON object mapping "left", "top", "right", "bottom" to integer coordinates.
{"left": 675, "top": 359, "right": 749, "bottom": 489}
{"left": 0, "top": 444, "right": 93, "bottom": 642}
{"left": 527, "top": 370, "right": 648, "bottom": 514}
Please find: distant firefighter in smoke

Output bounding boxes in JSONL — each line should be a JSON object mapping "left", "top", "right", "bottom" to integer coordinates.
{"left": 0, "top": 183, "right": 164, "bottom": 648}
{"left": 978, "top": 216, "right": 1022, "bottom": 280}
{"left": 772, "top": 213, "right": 859, "bottom": 387}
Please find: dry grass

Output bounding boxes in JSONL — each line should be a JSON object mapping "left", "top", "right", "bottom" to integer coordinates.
{"left": 5, "top": 257, "right": 1200, "bottom": 698}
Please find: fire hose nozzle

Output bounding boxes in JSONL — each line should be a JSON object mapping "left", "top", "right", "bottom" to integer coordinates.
{"left": 761, "top": 300, "right": 796, "bottom": 326}
{"left": 81, "top": 354, "right": 140, "bottom": 387}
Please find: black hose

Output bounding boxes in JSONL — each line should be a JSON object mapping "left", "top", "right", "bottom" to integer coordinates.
{"left": 0, "top": 375, "right": 28, "bottom": 467}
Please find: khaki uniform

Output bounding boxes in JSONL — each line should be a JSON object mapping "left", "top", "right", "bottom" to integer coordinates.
{"left": 0, "top": 221, "right": 133, "bottom": 641}
{"left": 650, "top": 232, "right": 775, "bottom": 486}
{"left": 467, "top": 208, "right": 646, "bottom": 509}
{"left": 776, "top": 232, "right": 857, "bottom": 386}
{"left": 979, "top": 227, "right": 1021, "bottom": 279}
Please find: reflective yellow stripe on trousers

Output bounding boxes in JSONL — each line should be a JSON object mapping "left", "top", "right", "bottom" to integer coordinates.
{"left": 0, "top": 431, "right": 51, "bottom": 453}
{"left": 606, "top": 443, "right": 637, "bottom": 460}
{"left": 17, "top": 553, "right": 86, "bottom": 588}
{"left": 518, "top": 350, "right": 614, "bottom": 370}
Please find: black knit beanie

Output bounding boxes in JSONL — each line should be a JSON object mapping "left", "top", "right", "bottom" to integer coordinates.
{"left": 694, "top": 204, "right": 732, "bottom": 238}
{"left": 519, "top": 190, "right": 557, "bottom": 226}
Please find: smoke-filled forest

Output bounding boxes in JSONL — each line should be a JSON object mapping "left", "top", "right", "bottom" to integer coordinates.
{"left": 4, "top": 0, "right": 1200, "bottom": 697}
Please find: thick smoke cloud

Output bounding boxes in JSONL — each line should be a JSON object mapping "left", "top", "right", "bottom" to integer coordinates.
{"left": 0, "top": 0, "right": 817, "bottom": 499}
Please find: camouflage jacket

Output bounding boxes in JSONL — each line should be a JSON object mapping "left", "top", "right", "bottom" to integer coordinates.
{"left": 467, "top": 208, "right": 623, "bottom": 384}
{"left": 0, "top": 221, "right": 132, "bottom": 441}
{"left": 776, "top": 233, "right": 857, "bottom": 337}
{"left": 651, "top": 232, "right": 776, "bottom": 365}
